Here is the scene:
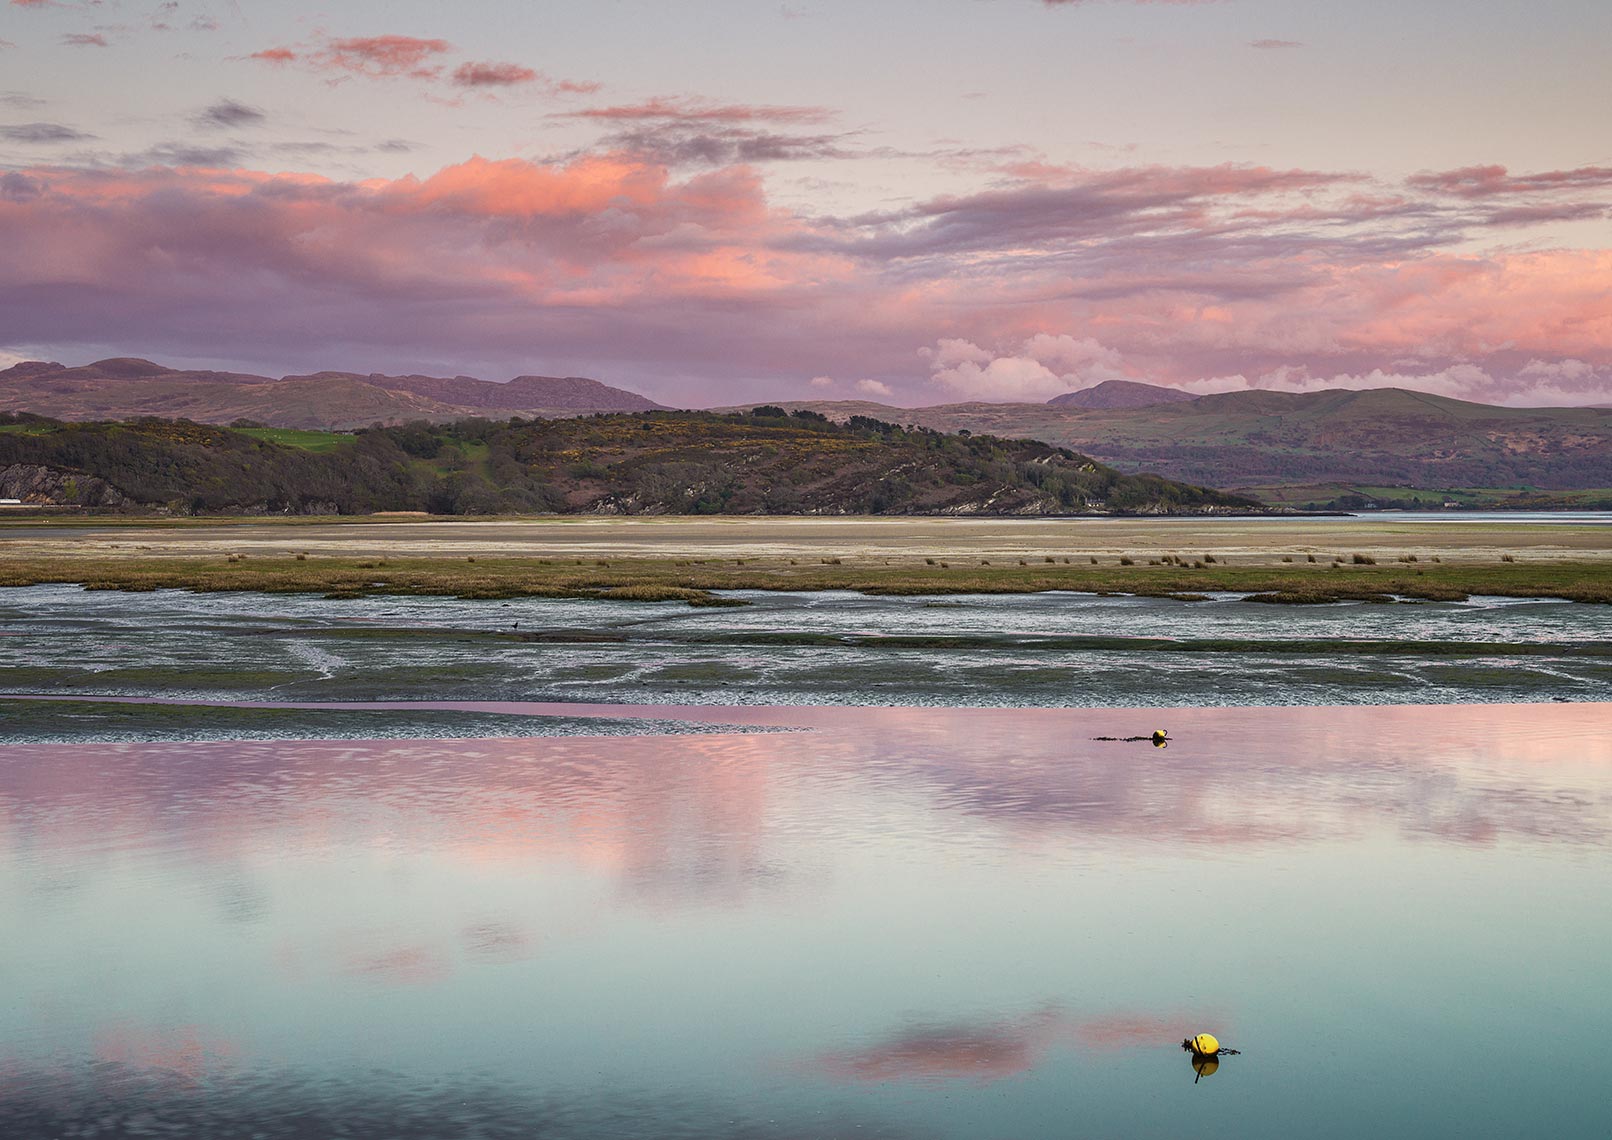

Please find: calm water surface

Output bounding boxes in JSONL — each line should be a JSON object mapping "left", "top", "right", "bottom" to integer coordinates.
{"left": 2, "top": 703, "right": 1609, "bottom": 1137}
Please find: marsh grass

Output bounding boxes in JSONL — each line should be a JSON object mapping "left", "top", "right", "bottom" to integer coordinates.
{"left": 0, "top": 553, "right": 1605, "bottom": 606}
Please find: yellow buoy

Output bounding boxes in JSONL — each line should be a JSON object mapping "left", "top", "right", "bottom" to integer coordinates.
{"left": 1191, "top": 1054, "right": 1219, "bottom": 1081}
{"left": 1188, "top": 1033, "right": 1220, "bottom": 1056}
{"left": 1152, "top": 729, "right": 1169, "bottom": 745}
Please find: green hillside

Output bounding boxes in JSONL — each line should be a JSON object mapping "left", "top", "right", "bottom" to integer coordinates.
{"left": 0, "top": 409, "right": 1256, "bottom": 516}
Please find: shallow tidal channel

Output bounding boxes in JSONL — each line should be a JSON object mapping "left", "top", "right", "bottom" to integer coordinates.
{"left": 1, "top": 585, "right": 1609, "bottom": 741}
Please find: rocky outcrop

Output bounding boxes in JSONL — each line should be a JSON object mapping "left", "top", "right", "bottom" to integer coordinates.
{"left": 0, "top": 464, "right": 130, "bottom": 506}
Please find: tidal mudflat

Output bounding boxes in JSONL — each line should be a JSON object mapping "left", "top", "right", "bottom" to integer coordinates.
{"left": 1, "top": 585, "right": 1610, "bottom": 731}
{"left": 1, "top": 703, "right": 1609, "bottom": 1139}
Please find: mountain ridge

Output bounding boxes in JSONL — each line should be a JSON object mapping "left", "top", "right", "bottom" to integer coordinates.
{"left": 0, "top": 358, "right": 666, "bottom": 428}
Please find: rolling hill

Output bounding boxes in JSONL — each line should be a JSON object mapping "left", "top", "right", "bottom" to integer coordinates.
{"left": 726, "top": 389, "right": 1612, "bottom": 495}
{"left": 0, "top": 409, "right": 1256, "bottom": 516}
{"left": 0, "top": 358, "right": 666, "bottom": 429}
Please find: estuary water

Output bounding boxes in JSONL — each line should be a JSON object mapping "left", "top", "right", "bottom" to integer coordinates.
{"left": 1, "top": 585, "right": 1609, "bottom": 732}
{"left": 1, "top": 702, "right": 1609, "bottom": 1138}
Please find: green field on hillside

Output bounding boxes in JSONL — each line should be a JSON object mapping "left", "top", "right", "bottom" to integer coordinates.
{"left": 234, "top": 427, "right": 351, "bottom": 452}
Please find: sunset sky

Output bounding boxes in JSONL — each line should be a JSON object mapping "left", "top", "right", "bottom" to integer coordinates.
{"left": 2, "top": 0, "right": 1609, "bottom": 407}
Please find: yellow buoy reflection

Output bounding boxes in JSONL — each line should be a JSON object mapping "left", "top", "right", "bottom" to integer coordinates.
{"left": 1181, "top": 1032, "right": 1238, "bottom": 1083}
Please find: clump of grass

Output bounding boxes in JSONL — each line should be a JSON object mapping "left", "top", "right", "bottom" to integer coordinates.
{"left": 1281, "top": 555, "right": 1294, "bottom": 562}
{"left": 980, "top": 559, "right": 991, "bottom": 566}
{"left": 1306, "top": 553, "right": 1318, "bottom": 563}
{"left": 822, "top": 557, "right": 842, "bottom": 565}
{"left": 925, "top": 557, "right": 937, "bottom": 565}
{"left": 939, "top": 561, "right": 949, "bottom": 568}
{"left": 596, "top": 560, "right": 611, "bottom": 567}
{"left": 466, "top": 556, "right": 476, "bottom": 563}
{"left": 604, "top": 584, "right": 737, "bottom": 606}
{"left": 1202, "top": 554, "right": 1217, "bottom": 564}
{"left": 1192, "top": 559, "right": 1205, "bottom": 569}
{"left": 1018, "top": 559, "right": 1028, "bottom": 566}
{"left": 294, "top": 553, "right": 307, "bottom": 561}
{"left": 1119, "top": 556, "right": 1135, "bottom": 566}
{"left": 1044, "top": 556, "right": 1056, "bottom": 564}
{"left": 1431, "top": 555, "right": 1442, "bottom": 562}
{"left": 356, "top": 561, "right": 377, "bottom": 569}
{"left": 1089, "top": 556, "right": 1098, "bottom": 565}
{"left": 1352, "top": 553, "right": 1377, "bottom": 565}
{"left": 1148, "top": 559, "right": 1161, "bottom": 565}
{"left": 1501, "top": 553, "right": 1516, "bottom": 563}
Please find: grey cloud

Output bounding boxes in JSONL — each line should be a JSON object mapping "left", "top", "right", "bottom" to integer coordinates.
{"left": 0, "top": 171, "right": 45, "bottom": 202}
{"left": 602, "top": 124, "right": 859, "bottom": 166}
{"left": 0, "top": 122, "right": 95, "bottom": 143}
{"left": 139, "top": 142, "right": 245, "bottom": 165}
{"left": 197, "top": 99, "right": 266, "bottom": 129}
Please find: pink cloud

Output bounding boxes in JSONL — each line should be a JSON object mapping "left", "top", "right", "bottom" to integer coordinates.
{"left": 249, "top": 34, "right": 453, "bottom": 80}
{"left": 61, "top": 32, "right": 110, "bottom": 47}
{"left": 1, "top": 155, "right": 1609, "bottom": 404}
{"left": 321, "top": 34, "right": 452, "bottom": 78}
{"left": 1408, "top": 163, "right": 1612, "bottom": 198}
{"left": 451, "top": 61, "right": 600, "bottom": 95}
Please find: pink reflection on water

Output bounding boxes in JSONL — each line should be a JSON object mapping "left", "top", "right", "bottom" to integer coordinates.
{"left": 806, "top": 1004, "right": 1217, "bottom": 1084}
{"left": 91, "top": 1023, "right": 238, "bottom": 1085}
{"left": 0, "top": 704, "right": 1607, "bottom": 912}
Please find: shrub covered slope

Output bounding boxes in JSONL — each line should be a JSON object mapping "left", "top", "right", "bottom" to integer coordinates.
{"left": 0, "top": 408, "right": 1257, "bottom": 516}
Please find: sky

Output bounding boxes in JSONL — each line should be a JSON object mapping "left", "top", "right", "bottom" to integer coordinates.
{"left": 1, "top": 0, "right": 1609, "bottom": 408}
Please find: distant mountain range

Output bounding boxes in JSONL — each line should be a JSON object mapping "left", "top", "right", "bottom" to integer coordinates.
{"left": 723, "top": 388, "right": 1612, "bottom": 494}
{"left": 0, "top": 358, "right": 665, "bottom": 428}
